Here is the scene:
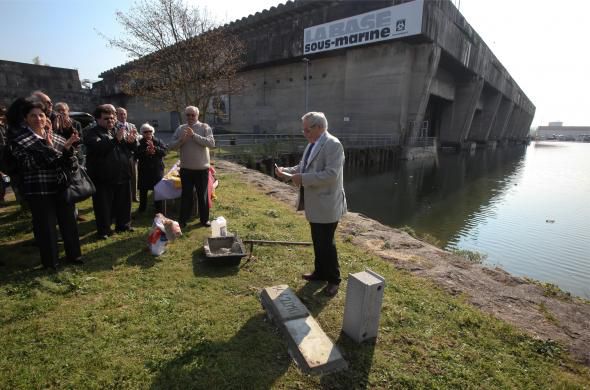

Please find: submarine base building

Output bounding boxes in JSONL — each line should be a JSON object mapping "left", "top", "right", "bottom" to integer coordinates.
{"left": 98, "top": 0, "right": 535, "bottom": 152}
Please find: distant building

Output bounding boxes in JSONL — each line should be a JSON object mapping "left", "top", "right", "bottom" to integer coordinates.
{"left": 98, "top": 0, "right": 535, "bottom": 150}
{"left": 0, "top": 59, "right": 92, "bottom": 111}
{"left": 536, "top": 123, "right": 590, "bottom": 141}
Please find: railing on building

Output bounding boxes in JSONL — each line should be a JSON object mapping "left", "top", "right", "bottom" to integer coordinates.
{"left": 405, "top": 137, "right": 437, "bottom": 147}
{"left": 212, "top": 133, "right": 401, "bottom": 159}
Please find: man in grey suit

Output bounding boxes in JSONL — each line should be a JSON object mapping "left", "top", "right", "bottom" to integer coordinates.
{"left": 276, "top": 112, "right": 347, "bottom": 297}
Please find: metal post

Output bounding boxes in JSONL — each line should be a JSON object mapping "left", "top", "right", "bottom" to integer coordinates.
{"left": 302, "top": 57, "right": 310, "bottom": 112}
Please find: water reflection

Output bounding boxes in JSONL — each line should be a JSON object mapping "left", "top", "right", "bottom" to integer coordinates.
{"left": 344, "top": 143, "right": 590, "bottom": 298}
{"left": 345, "top": 146, "right": 527, "bottom": 244}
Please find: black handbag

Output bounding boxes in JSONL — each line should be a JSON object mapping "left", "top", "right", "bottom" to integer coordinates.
{"left": 61, "top": 166, "right": 96, "bottom": 203}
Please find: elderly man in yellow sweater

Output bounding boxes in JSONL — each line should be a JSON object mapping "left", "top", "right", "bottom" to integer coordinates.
{"left": 169, "top": 106, "right": 215, "bottom": 228}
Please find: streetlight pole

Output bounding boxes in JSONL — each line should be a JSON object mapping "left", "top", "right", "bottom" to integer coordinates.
{"left": 302, "top": 57, "right": 310, "bottom": 113}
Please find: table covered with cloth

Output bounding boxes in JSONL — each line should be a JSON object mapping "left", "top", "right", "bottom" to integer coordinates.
{"left": 154, "top": 161, "right": 218, "bottom": 208}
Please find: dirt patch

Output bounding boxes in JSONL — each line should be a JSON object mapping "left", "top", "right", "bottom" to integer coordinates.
{"left": 216, "top": 160, "right": 590, "bottom": 365}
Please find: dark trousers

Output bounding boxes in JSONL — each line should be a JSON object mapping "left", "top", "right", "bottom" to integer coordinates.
{"left": 310, "top": 221, "right": 341, "bottom": 285}
{"left": 92, "top": 181, "right": 131, "bottom": 235}
{"left": 0, "top": 177, "right": 5, "bottom": 202}
{"left": 130, "top": 158, "right": 138, "bottom": 201}
{"left": 26, "top": 194, "right": 81, "bottom": 267}
{"left": 138, "top": 188, "right": 163, "bottom": 214}
{"left": 179, "top": 168, "right": 209, "bottom": 225}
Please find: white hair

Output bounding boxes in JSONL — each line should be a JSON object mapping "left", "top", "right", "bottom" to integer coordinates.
{"left": 301, "top": 112, "right": 328, "bottom": 130}
{"left": 185, "top": 106, "right": 199, "bottom": 115}
{"left": 140, "top": 123, "right": 155, "bottom": 133}
{"left": 54, "top": 102, "right": 69, "bottom": 112}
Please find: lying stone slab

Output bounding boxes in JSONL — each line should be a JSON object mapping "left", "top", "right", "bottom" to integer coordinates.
{"left": 260, "top": 285, "right": 309, "bottom": 323}
{"left": 284, "top": 316, "right": 348, "bottom": 375}
{"left": 261, "top": 285, "right": 347, "bottom": 375}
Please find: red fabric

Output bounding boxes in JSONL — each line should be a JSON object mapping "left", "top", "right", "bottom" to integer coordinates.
{"left": 208, "top": 166, "right": 216, "bottom": 208}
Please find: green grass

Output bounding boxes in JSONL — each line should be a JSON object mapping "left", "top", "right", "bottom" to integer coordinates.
{"left": 0, "top": 153, "right": 589, "bottom": 388}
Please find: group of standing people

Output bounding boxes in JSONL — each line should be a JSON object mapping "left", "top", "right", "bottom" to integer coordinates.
{"left": 5, "top": 95, "right": 83, "bottom": 269}
{"left": 1, "top": 93, "right": 208, "bottom": 270}
{"left": 2, "top": 94, "right": 346, "bottom": 297}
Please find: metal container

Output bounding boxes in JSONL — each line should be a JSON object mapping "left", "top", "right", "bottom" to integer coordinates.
{"left": 203, "top": 235, "right": 247, "bottom": 266}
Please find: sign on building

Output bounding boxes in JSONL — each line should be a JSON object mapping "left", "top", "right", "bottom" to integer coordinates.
{"left": 206, "top": 95, "right": 230, "bottom": 124}
{"left": 303, "top": 0, "right": 424, "bottom": 55}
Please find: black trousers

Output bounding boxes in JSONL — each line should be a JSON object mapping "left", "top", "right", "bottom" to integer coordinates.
{"left": 92, "top": 181, "right": 132, "bottom": 235}
{"left": 26, "top": 194, "right": 81, "bottom": 267}
{"left": 310, "top": 221, "right": 341, "bottom": 285}
{"left": 179, "top": 168, "right": 209, "bottom": 225}
{"left": 138, "top": 188, "right": 163, "bottom": 214}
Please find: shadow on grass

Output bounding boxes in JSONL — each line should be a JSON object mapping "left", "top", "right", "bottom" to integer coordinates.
{"left": 319, "top": 333, "right": 377, "bottom": 389}
{"left": 0, "top": 232, "right": 155, "bottom": 285}
{"left": 296, "top": 282, "right": 330, "bottom": 317}
{"left": 191, "top": 247, "right": 241, "bottom": 278}
{"left": 0, "top": 205, "right": 33, "bottom": 239}
{"left": 150, "top": 313, "right": 291, "bottom": 389}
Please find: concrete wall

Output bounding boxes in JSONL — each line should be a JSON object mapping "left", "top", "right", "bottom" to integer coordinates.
{"left": 0, "top": 60, "right": 92, "bottom": 112}
{"left": 98, "top": 0, "right": 536, "bottom": 147}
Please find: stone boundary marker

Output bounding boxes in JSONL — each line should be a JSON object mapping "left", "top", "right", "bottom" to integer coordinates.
{"left": 260, "top": 285, "right": 348, "bottom": 375}
{"left": 342, "top": 269, "right": 385, "bottom": 343}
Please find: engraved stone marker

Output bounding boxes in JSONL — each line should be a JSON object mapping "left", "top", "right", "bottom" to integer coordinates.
{"left": 342, "top": 269, "right": 385, "bottom": 343}
{"left": 260, "top": 285, "right": 347, "bottom": 375}
{"left": 260, "top": 285, "right": 309, "bottom": 323}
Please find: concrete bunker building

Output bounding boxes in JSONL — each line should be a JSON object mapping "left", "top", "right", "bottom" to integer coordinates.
{"left": 98, "top": 0, "right": 535, "bottom": 151}
{"left": 0, "top": 60, "right": 91, "bottom": 111}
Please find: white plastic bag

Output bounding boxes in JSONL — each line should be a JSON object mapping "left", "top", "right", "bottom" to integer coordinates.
{"left": 148, "top": 213, "right": 182, "bottom": 256}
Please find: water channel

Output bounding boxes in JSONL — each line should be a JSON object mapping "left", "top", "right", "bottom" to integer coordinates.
{"left": 344, "top": 142, "right": 590, "bottom": 298}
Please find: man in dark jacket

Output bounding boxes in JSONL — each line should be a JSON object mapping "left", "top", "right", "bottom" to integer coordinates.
{"left": 84, "top": 104, "right": 138, "bottom": 239}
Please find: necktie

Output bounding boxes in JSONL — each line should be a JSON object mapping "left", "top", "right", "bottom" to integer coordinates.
{"left": 303, "top": 143, "right": 314, "bottom": 172}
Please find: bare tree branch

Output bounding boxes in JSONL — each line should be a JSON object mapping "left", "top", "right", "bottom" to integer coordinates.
{"left": 99, "top": 0, "right": 243, "bottom": 114}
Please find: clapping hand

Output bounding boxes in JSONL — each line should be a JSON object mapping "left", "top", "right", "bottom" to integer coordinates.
{"left": 126, "top": 129, "right": 136, "bottom": 143}
{"left": 182, "top": 126, "right": 193, "bottom": 141}
{"left": 116, "top": 127, "right": 126, "bottom": 141}
{"left": 147, "top": 139, "right": 155, "bottom": 154}
{"left": 64, "top": 131, "right": 80, "bottom": 150}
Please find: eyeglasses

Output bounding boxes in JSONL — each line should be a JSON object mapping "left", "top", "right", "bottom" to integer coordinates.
{"left": 302, "top": 124, "right": 316, "bottom": 133}
{"left": 186, "top": 113, "right": 196, "bottom": 117}
{"left": 142, "top": 131, "right": 153, "bottom": 134}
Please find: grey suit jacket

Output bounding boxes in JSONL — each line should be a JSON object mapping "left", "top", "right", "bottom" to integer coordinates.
{"left": 284, "top": 131, "right": 347, "bottom": 223}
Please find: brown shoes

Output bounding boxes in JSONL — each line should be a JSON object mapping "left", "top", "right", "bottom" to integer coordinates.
{"left": 323, "top": 283, "right": 339, "bottom": 297}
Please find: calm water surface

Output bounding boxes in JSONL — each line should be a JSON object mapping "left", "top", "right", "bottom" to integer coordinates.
{"left": 344, "top": 142, "right": 590, "bottom": 298}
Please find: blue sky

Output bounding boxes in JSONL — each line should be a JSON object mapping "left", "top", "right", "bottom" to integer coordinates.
{"left": 1, "top": 0, "right": 588, "bottom": 126}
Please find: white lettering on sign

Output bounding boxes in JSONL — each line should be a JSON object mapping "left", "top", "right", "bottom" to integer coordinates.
{"left": 303, "top": 0, "right": 424, "bottom": 55}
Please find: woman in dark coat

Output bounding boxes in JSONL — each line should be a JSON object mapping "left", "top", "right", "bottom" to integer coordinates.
{"left": 9, "top": 98, "right": 82, "bottom": 270}
{"left": 136, "top": 123, "right": 167, "bottom": 213}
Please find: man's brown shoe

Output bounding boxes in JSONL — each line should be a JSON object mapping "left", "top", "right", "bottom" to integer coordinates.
{"left": 323, "top": 283, "right": 339, "bottom": 297}
{"left": 302, "top": 272, "right": 323, "bottom": 281}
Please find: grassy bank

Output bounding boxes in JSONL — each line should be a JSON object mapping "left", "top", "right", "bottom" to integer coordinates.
{"left": 0, "top": 154, "right": 589, "bottom": 389}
